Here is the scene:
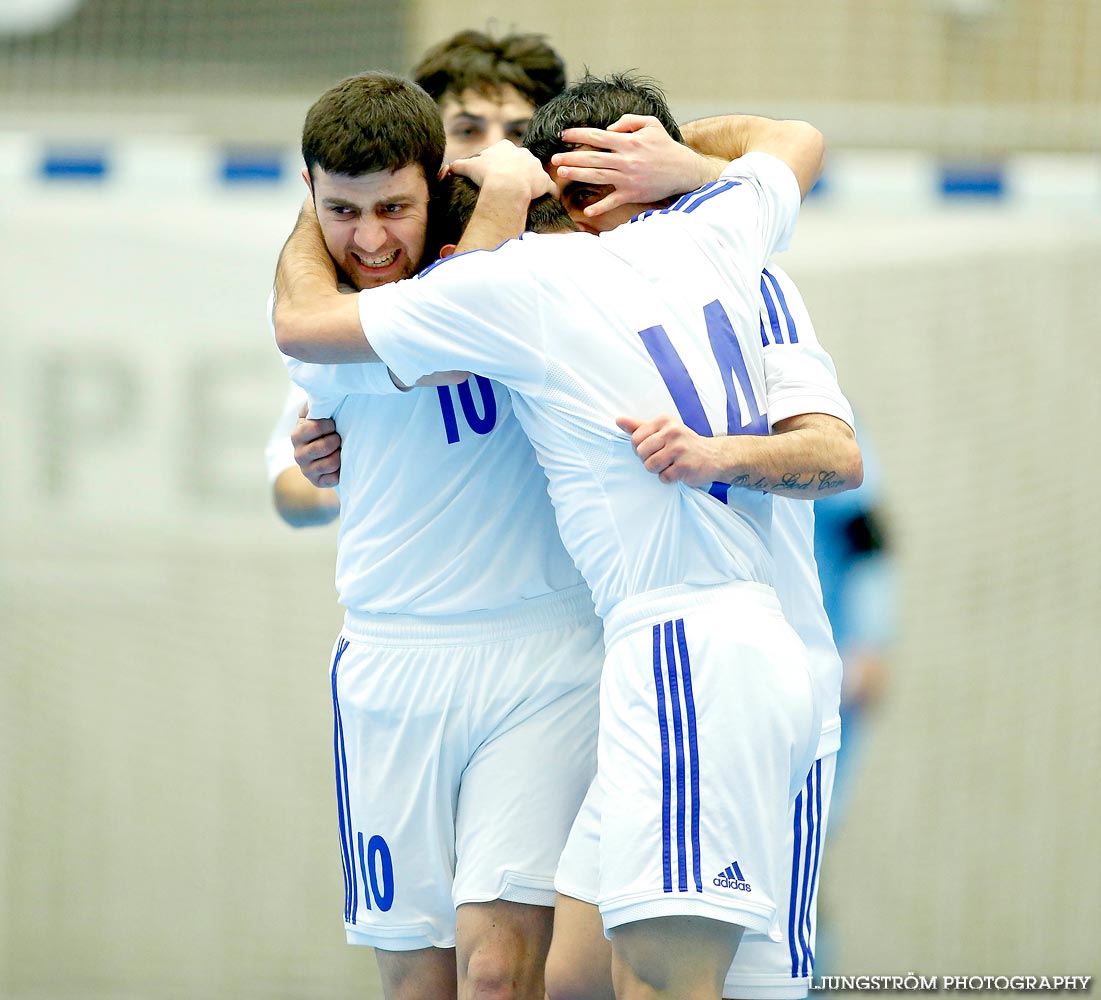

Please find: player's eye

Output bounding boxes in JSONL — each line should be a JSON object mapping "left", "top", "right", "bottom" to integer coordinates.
{"left": 507, "top": 125, "right": 528, "bottom": 144}
{"left": 569, "top": 187, "right": 600, "bottom": 209}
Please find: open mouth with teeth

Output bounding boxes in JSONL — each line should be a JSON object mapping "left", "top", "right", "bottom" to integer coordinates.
{"left": 352, "top": 249, "right": 399, "bottom": 270}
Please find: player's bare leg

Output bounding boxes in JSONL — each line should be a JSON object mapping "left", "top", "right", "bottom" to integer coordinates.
{"left": 375, "top": 946, "right": 458, "bottom": 1000}
{"left": 454, "top": 899, "right": 554, "bottom": 1000}
{"left": 544, "top": 894, "right": 614, "bottom": 1000}
{"left": 609, "top": 916, "right": 743, "bottom": 1000}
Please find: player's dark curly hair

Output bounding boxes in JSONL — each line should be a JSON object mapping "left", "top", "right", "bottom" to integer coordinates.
{"left": 424, "top": 172, "right": 575, "bottom": 263}
{"left": 412, "top": 30, "right": 566, "bottom": 109}
{"left": 523, "top": 71, "right": 683, "bottom": 165}
{"left": 301, "top": 71, "right": 445, "bottom": 183}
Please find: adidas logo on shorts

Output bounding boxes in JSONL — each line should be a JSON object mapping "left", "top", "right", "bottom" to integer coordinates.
{"left": 713, "top": 861, "right": 752, "bottom": 892}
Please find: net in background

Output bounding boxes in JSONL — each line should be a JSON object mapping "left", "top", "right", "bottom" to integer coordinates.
{"left": 2, "top": 0, "right": 1100, "bottom": 151}
{"left": 0, "top": 0, "right": 408, "bottom": 136}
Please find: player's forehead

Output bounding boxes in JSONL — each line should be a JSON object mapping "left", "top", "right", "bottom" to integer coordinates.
{"left": 313, "top": 163, "right": 429, "bottom": 206}
{"left": 439, "top": 84, "right": 534, "bottom": 123}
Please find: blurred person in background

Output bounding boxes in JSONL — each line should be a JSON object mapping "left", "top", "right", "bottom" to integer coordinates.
{"left": 814, "top": 433, "right": 894, "bottom": 818}
{"left": 811, "top": 428, "right": 896, "bottom": 976}
{"left": 414, "top": 28, "right": 566, "bottom": 159}
{"left": 266, "top": 28, "right": 566, "bottom": 526}
{"left": 271, "top": 69, "right": 605, "bottom": 1000}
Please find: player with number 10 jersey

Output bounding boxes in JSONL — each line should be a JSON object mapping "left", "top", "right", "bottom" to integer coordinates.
{"left": 271, "top": 302, "right": 604, "bottom": 952}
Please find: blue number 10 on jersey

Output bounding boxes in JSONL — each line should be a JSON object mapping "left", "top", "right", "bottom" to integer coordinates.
{"left": 437, "top": 375, "right": 498, "bottom": 444}
{"left": 638, "top": 299, "right": 768, "bottom": 504}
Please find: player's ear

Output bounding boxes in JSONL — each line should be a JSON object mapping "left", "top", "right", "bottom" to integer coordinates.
{"left": 439, "top": 243, "right": 458, "bottom": 258}
{"left": 301, "top": 166, "right": 313, "bottom": 193}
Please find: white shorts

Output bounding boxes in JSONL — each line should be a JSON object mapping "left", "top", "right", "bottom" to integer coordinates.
{"left": 722, "top": 752, "right": 836, "bottom": 999}
{"left": 558, "top": 581, "right": 819, "bottom": 941}
{"left": 557, "top": 753, "right": 835, "bottom": 1000}
{"left": 331, "top": 585, "right": 603, "bottom": 951}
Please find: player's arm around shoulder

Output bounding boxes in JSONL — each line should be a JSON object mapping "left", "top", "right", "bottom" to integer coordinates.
{"left": 682, "top": 115, "right": 824, "bottom": 201}
{"left": 272, "top": 200, "right": 380, "bottom": 364}
{"left": 617, "top": 411, "right": 862, "bottom": 500}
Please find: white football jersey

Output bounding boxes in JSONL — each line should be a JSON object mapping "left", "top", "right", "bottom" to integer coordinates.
{"left": 271, "top": 303, "right": 585, "bottom": 615}
{"left": 301, "top": 153, "right": 851, "bottom": 619}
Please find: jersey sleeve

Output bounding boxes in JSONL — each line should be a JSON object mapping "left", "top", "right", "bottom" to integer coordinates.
{"left": 756, "top": 264, "right": 855, "bottom": 429}
{"left": 267, "top": 289, "right": 405, "bottom": 415}
{"left": 724, "top": 151, "right": 801, "bottom": 255}
{"left": 282, "top": 354, "right": 403, "bottom": 412}
{"left": 662, "top": 151, "right": 801, "bottom": 273}
{"left": 358, "top": 243, "right": 546, "bottom": 393}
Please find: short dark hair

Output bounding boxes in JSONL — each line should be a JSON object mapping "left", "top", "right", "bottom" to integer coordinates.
{"left": 301, "top": 71, "right": 446, "bottom": 183}
{"left": 523, "top": 71, "right": 683, "bottom": 165}
{"left": 412, "top": 30, "right": 566, "bottom": 110}
{"left": 425, "top": 172, "right": 575, "bottom": 257}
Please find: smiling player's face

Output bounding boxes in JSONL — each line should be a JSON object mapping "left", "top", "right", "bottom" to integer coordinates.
{"left": 307, "top": 163, "right": 430, "bottom": 290}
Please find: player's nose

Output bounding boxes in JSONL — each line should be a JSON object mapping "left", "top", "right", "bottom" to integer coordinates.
{"left": 352, "top": 218, "right": 386, "bottom": 253}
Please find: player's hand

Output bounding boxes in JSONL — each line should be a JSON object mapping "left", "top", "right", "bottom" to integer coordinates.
{"left": 616, "top": 413, "right": 725, "bottom": 487}
{"left": 292, "top": 401, "right": 342, "bottom": 488}
{"left": 450, "top": 139, "right": 555, "bottom": 200}
{"left": 552, "top": 115, "right": 719, "bottom": 218}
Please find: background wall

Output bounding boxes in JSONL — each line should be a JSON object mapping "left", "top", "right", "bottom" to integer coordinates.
{"left": 2, "top": 1, "right": 1098, "bottom": 997}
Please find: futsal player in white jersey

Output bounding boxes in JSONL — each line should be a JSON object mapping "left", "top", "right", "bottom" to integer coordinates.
{"left": 542, "top": 263, "right": 845, "bottom": 1000}
{"left": 273, "top": 114, "right": 861, "bottom": 999}
{"left": 267, "top": 30, "right": 569, "bottom": 528}
{"left": 281, "top": 73, "right": 605, "bottom": 1000}
{"left": 519, "top": 78, "right": 852, "bottom": 1000}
